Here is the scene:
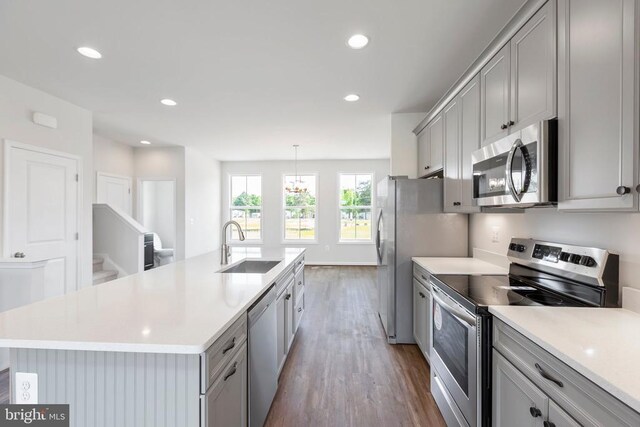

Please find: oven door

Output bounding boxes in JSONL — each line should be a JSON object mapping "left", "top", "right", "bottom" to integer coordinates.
{"left": 431, "top": 284, "right": 478, "bottom": 427}
{"left": 471, "top": 120, "right": 554, "bottom": 207}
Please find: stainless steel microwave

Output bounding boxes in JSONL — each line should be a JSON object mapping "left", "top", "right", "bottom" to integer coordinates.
{"left": 471, "top": 120, "right": 557, "bottom": 207}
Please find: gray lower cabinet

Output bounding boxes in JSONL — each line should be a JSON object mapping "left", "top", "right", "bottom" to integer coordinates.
{"left": 276, "top": 286, "right": 287, "bottom": 373}
{"left": 412, "top": 263, "right": 432, "bottom": 362}
{"left": 557, "top": 0, "right": 639, "bottom": 211}
{"left": 412, "top": 278, "right": 430, "bottom": 361}
{"left": 548, "top": 400, "right": 581, "bottom": 427}
{"left": 493, "top": 349, "right": 549, "bottom": 427}
{"left": 494, "top": 319, "right": 640, "bottom": 427}
{"left": 285, "top": 280, "right": 295, "bottom": 351}
{"left": 201, "top": 342, "right": 248, "bottom": 427}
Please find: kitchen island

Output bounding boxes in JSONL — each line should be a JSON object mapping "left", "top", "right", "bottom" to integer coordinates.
{"left": 0, "top": 247, "right": 306, "bottom": 427}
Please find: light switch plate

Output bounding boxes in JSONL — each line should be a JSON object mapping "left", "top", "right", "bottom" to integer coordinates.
{"left": 15, "top": 372, "right": 38, "bottom": 404}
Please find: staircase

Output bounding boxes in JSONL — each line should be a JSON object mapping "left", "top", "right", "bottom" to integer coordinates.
{"left": 92, "top": 256, "right": 118, "bottom": 285}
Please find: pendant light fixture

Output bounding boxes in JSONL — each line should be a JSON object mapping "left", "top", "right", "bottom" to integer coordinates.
{"left": 285, "top": 145, "right": 307, "bottom": 194}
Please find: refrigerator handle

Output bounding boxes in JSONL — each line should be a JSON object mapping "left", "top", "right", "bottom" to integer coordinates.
{"left": 376, "top": 209, "right": 383, "bottom": 262}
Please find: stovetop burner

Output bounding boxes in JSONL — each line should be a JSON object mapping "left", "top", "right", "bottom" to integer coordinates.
{"left": 431, "top": 273, "right": 591, "bottom": 314}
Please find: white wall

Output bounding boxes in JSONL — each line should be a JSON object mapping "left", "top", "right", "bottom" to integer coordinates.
{"left": 185, "top": 147, "right": 221, "bottom": 258}
{"left": 470, "top": 210, "right": 640, "bottom": 299}
{"left": 221, "top": 159, "right": 390, "bottom": 265}
{"left": 0, "top": 74, "right": 93, "bottom": 288}
{"left": 134, "top": 146, "right": 186, "bottom": 260}
{"left": 93, "top": 134, "right": 134, "bottom": 182}
{"left": 390, "top": 113, "right": 425, "bottom": 178}
{"left": 141, "top": 180, "right": 176, "bottom": 248}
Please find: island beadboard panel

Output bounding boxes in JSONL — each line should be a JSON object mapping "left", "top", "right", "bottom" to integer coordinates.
{"left": 10, "top": 348, "right": 201, "bottom": 427}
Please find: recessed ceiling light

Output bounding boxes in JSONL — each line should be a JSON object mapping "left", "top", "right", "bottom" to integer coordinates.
{"left": 347, "top": 34, "right": 369, "bottom": 49}
{"left": 77, "top": 46, "right": 102, "bottom": 59}
{"left": 344, "top": 94, "right": 360, "bottom": 102}
{"left": 160, "top": 98, "right": 177, "bottom": 106}
{"left": 140, "top": 140, "right": 151, "bottom": 145}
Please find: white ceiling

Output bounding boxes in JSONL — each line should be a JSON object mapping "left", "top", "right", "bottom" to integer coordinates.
{"left": 0, "top": 0, "right": 525, "bottom": 161}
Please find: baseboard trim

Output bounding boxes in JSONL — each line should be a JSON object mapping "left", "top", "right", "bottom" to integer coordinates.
{"left": 305, "top": 262, "right": 377, "bottom": 266}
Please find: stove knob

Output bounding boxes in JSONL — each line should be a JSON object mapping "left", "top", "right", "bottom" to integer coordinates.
{"left": 580, "top": 256, "right": 596, "bottom": 267}
{"left": 509, "top": 243, "right": 517, "bottom": 251}
{"left": 516, "top": 244, "right": 527, "bottom": 253}
{"left": 559, "top": 252, "right": 570, "bottom": 262}
{"left": 569, "top": 254, "right": 582, "bottom": 264}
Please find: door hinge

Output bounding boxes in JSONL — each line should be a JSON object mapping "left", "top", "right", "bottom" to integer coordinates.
{"left": 75, "top": 232, "right": 79, "bottom": 240}
{"left": 128, "top": 188, "right": 131, "bottom": 194}
{"left": 75, "top": 174, "right": 79, "bottom": 182}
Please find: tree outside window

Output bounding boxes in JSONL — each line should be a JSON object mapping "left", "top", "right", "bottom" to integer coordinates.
{"left": 283, "top": 175, "right": 317, "bottom": 240}
{"left": 230, "top": 175, "right": 262, "bottom": 240}
{"left": 339, "top": 174, "right": 373, "bottom": 241}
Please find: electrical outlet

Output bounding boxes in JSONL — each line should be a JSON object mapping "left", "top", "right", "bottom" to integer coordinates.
{"left": 491, "top": 226, "right": 500, "bottom": 243}
{"left": 15, "top": 372, "right": 38, "bottom": 404}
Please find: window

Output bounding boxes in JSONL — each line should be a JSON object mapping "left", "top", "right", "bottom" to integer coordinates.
{"left": 339, "top": 173, "right": 373, "bottom": 241}
{"left": 283, "top": 174, "right": 317, "bottom": 240}
{"left": 230, "top": 175, "right": 262, "bottom": 240}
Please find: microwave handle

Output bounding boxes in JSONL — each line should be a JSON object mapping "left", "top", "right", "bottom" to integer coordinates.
{"left": 506, "top": 139, "right": 524, "bottom": 202}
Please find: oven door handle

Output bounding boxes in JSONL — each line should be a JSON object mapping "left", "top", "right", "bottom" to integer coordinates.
{"left": 506, "top": 139, "right": 524, "bottom": 202}
{"left": 432, "top": 287, "right": 476, "bottom": 327}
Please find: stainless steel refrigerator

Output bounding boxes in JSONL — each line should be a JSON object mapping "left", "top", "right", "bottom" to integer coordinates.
{"left": 375, "top": 176, "right": 468, "bottom": 344}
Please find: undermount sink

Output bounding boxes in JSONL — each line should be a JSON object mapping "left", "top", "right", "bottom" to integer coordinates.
{"left": 219, "top": 260, "right": 281, "bottom": 274}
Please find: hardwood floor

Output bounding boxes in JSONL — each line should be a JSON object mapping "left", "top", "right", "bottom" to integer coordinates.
{"left": 265, "top": 266, "right": 446, "bottom": 427}
{"left": 0, "top": 266, "right": 446, "bottom": 425}
{"left": 0, "top": 368, "right": 8, "bottom": 404}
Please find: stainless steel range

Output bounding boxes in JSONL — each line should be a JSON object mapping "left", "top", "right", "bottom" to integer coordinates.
{"left": 429, "top": 238, "right": 619, "bottom": 427}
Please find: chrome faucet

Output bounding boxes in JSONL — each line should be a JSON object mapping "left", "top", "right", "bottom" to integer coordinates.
{"left": 221, "top": 220, "right": 245, "bottom": 264}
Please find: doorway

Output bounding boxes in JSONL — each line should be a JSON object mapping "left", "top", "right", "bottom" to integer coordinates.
{"left": 4, "top": 140, "right": 80, "bottom": 296}
{"left": 137, "top": 179, "right": 176, "bottom": 266}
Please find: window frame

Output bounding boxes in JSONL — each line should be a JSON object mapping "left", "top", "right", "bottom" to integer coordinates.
{"left": 228, "top": 174, "right": 263, "bottom": 243}
{"left": 337, "top": 172, "right": 375, "bottom": 244}
{"left": 281, "top": 172, "right": 319, "bottom": 243}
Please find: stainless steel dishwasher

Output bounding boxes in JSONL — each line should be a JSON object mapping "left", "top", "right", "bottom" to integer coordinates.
{"left": 248, "top": 284, "right": 277, "bottom": 427}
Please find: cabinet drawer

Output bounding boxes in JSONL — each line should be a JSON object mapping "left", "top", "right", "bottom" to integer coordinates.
{"left": 201, "top": 341, "right": 248, "bottom": 427}
{"left": 493, "top": 319, "right": 640, "bottom": 427}
{"left": 294, "top": 268, "right": 304, "bottom": 305}
{"left": 201, "top": 314, "right": 248, "bottom": 393}
{"left": 276, "top": 268, "right": 294, "bottom": 296}
{"left": 412, "top": 263, "right": 431, "bottom": 290}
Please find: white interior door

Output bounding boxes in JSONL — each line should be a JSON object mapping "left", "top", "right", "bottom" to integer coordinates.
{"left": 5, "top": 142, "right": 79, "bottom": 297}
{"left": 96, "top": 172, "right": 132, "bottom": 215}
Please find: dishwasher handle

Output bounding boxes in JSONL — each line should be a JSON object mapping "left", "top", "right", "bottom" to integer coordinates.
{"left": 248, "top": 284, "right": 276, "bottom": 325}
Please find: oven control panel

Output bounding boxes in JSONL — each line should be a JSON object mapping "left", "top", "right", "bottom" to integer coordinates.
{"left": 532, "top": 244, "right": 562, "bottom": 263}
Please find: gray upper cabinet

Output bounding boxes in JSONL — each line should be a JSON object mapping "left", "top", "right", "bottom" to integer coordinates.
{"left": 417, "top": 128, "right": 431, "bottom": 177}
{"left": 493, "top": 350, "right": 549, "bottom": 427}
{"left": 481, "top": 43, "right": 511, "bottom": 146}
{"left": 510, "top": 0, "right": 557, "bottom": 133}
{"left": 481, "top": 1, "right": 557, "bottom": 147}
{"left": 444, "top": 74, "right": 481, "bottom": 213}
{"left": 443, "top": 98, "right": 460, "bottom": 211}
{"left": 428, "top": 113, "right": 444, "bottom": 173}
{"left": 418, "top": 112, "right": 444, "bottom": 177}
{"left": 557, "top": 0, "right": 639, "bottom": 211}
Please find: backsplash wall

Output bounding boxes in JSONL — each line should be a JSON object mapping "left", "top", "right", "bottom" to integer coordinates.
{"left": 470, "top": 210, "right": 640, "bottom": 296}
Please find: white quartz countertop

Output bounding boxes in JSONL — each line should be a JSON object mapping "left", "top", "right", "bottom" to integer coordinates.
{"left": 412, "top": 257, "right": 507, "bottom": 275}
{"left": 0, "top": 247, "right": 305, "bottom": 354}
{"left": 489, "top": 306, "right": 640, "bottom": 414}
